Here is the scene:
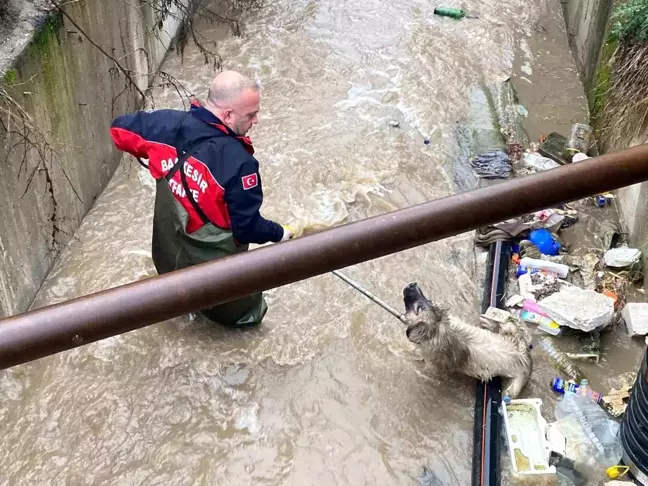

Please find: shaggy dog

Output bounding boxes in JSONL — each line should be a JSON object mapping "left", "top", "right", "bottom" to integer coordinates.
{"left": 402, "top": 282, "right": 532, "bottom": 398}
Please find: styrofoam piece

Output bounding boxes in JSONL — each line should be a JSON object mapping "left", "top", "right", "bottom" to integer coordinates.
{"left": 621, "top": 303, "right": 648, "bottom": 336}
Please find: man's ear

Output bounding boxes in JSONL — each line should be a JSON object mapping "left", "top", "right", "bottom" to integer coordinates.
{"left": 406, "top": 322, "right": 427, "bottom": 344}
{"left": 222, "top": 108, "right": 234, "bottom": 122}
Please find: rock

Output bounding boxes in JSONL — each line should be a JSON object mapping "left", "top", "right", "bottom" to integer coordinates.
{"left": 388, "top": 119, "right": 400, "bottom": 128}
{"left": 537, "top": 286, "right": 615, "bottom": 332}
{"left": 538, "top": 132, "right": 570, "bottom": 165}
{"left": 621, "top": 303, "right": 648, "bottom": 336}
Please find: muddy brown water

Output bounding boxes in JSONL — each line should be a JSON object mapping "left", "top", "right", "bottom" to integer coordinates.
{"left": 1, "top": 0, "right": 646, "bottom": 484}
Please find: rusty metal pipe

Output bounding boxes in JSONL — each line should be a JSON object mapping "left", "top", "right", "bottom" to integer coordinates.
{"left": 1, "top": 144, "right": 648, "bottom": 369}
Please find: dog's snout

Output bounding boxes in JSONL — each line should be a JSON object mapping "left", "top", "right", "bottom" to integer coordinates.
{"left": 403, "top": 282, "right": 421, "bottom": 296}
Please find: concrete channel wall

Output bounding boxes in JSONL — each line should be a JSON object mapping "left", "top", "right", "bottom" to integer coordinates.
{"left": 561, "top": 0, "right": 613, "bottom": 100}
{"left": 0, "top": 1, "right": 186, "bottom": 317}
{"left": 562, "top": 0, "right": 648, "bottom": 262}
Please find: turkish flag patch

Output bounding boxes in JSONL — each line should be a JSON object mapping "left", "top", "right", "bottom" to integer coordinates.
{"left": 242, "top": 173, "right": 259, "bottom": 190}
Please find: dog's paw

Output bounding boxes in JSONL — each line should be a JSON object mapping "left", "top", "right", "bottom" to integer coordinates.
{"left": 479, "top": 317, "right": 499, "bottom": 332}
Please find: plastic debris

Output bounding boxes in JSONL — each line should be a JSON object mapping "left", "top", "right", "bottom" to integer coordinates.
{"left": 551, "top": 456, "right": 588, "bottom": 486}
{"left": 482, "top": 306, "right": 515, "bottom": 324}
{"left": 501, "top": 398, "right": 556, "bottom": 477}
{"left": 529, "top": 229, "right": 561, "bottom": 256}
{"left": 469, "top": 150, "right": 512, "bottom": 179}
{"left": 516, "top": 105, "right": 529, "bottom": 117}
{"left": 537, "top": 337, "right": 585, "bottom": 381}
{"left": 538, "top": 287, "right": 615, "bottom": 332}
{"left": 604, "top": 247, "right": 641, "bottom": 269}
{"left": 621, "top": 303, "right": 648, "bottom": 336}
{"left": 522, "top": 152, "right": 561, "bottom": 171}
{"left": 555, "top": 383, "right": 623, "bottom": 473}
{"left": 522, "top": 312, "right": 561, "bottom": 335}
{"left": 564, "top": 123, "right": 594, "bottom": 161}
{"left": 605, "top": 466, "right": 630, "bottom": 480}
{"left": 520, "top": 257, "right": 569, "bottom": 278}
{"left": 433, "top": 7, "right": 466, "bottom": 18}
{"left": 552, "top": 377, "right": 602, "bottom": 402}
{"left": 505, "top": 295, "right": 526, "bottom": 308}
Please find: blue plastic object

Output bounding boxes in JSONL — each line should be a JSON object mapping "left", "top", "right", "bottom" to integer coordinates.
{"left": 516, "top": 265, "right": 542, "bottom": 278}
{"left": 529, "top": 229, "right": 561, "bottom": 256}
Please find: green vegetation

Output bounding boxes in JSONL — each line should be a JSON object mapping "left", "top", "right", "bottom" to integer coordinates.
{"left": 30, "top": 13, "right": 63, "bottom": 57}
{"left": 3, "top": 68, "right": 16, "bottom": 86}
{"left": 591, "top": 39, "right": 617, "bottom": 135}
{"left": 610, "top": 0, "right": 648, "bottom": 43}
{"left": 593, "top": 0, "right": 648, "bottom": 151}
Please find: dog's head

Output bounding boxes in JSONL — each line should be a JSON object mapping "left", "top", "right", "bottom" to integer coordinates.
{"left": 402, "top": 282, "right": 448, "bottom": 344}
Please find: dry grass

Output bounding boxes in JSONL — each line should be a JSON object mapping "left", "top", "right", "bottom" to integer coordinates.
{"left": 597, "top": 42, "right": 648, "bottom": 152}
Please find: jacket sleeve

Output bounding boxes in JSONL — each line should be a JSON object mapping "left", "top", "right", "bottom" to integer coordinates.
{"left": 225, "top": 158, "right": 284, "bottom": 245}
{"left": 109, "top": 111, "right": 152, "bottom": 159}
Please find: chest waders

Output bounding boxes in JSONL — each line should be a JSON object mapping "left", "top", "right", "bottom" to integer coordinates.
{"left": 148, "top": 120, "right": 267, "bottom": 328}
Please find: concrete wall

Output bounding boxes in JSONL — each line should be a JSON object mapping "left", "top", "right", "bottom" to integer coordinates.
{"left": 0, "top": 0, "right": 185, "bottom": 317}
{"left": 561, "top": 0, "right": 613, "bottom": 100}
{"left": 562, "top": 0, "right": 648, "bottom": 276}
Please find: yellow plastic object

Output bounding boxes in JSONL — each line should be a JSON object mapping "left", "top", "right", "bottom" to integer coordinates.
{"left": 606, "top": 465, "right": 630, "bottom": 479}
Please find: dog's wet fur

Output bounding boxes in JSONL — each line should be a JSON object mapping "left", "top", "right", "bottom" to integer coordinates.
{"left": 402, "top": 282, "right": 532, "bottom": 398}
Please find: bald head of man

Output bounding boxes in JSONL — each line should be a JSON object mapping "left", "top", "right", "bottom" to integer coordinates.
{"left": 205, "top": 70, "right": 261, "bottom": 136}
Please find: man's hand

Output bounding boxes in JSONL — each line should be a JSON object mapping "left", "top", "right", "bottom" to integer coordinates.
{"left": 280, "top": 225, "right": 296, "bottom": 241}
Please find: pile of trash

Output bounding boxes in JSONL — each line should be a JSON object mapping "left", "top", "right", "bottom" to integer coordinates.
{"left": 474, "top": 121, "right": 647, "bottom": 351}
{"left": 474, "top": 121, "right": 648, "bottom": 484}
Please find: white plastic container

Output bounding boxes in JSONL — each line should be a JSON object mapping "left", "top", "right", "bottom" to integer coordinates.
{"left": 519, "top": 257, "right": 569, "bottom": 278}
{"left": 520, "top": 310, "right": 561, "bottom": 336}
{"left": 502, "top": 398, "right": 557, "bottom": 477}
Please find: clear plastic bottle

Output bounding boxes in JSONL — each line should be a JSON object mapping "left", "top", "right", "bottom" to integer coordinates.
{"left": 555, "top": 384, "right": 622, "bottom": 472}
{"left": 537, "top": 336, "right": 585, "bottom": 382}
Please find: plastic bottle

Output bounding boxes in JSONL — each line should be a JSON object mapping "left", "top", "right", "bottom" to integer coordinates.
{"left": 519, "top": 257, "right": 569, "bottom": 278}
{"left": 529, "top": 229, "right": 561, "bottom": 256}
{"left": 522, "top": 300, "right": 548, "bottom": 316}
{"left": 563, "top": 123, "right": 593, "bottom": 162}
{"left": 552, "top": 377, "right": 602, "bottom": 403}
{"left": 576, "top": 378, "right": 603, "bottom": 403}
{"left": 555, "top": 382, "right": 622, "bottom": 471}
{"left": 520, "top": 310, "right": 561, "bottom": 335}
{"left": 536, "top": 336, "right": 585, "bottom": 382}
{"left": 433, "top": 7, "right": 466, "bottom": 19}
{"left": 516, "top": 265, "right": 542, "bottom": 278}
{"left": 552, "top": 377, "right": 579, "bottom": 394}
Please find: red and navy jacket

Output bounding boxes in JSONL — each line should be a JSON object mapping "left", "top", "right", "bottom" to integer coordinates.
{"left": 110, "top": 101, "right": 284, "bottom": 244}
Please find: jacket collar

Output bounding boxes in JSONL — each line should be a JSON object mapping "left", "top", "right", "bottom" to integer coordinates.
{"left": 189, "top": 99, "right": 255, "bottom": 155}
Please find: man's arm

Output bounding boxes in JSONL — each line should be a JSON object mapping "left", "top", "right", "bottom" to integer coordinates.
{"left": 225, "top": 159, "right": 285, "bottom": 245}
{"left": 109, "top": 111, "right": 152, "bottom": 159}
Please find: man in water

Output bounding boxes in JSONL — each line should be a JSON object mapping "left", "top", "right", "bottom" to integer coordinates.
{"left": 110, "top": 69, "right": 292, "bottom": 327}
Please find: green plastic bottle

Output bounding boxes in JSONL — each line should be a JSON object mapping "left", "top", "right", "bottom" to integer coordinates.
{"left": 433, "top": 7, "right": 466, "bottom": 19}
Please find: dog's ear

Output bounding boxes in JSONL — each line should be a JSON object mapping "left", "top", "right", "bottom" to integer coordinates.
{"left": 406, "top": 322, "right": 428, "bottom": 344}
